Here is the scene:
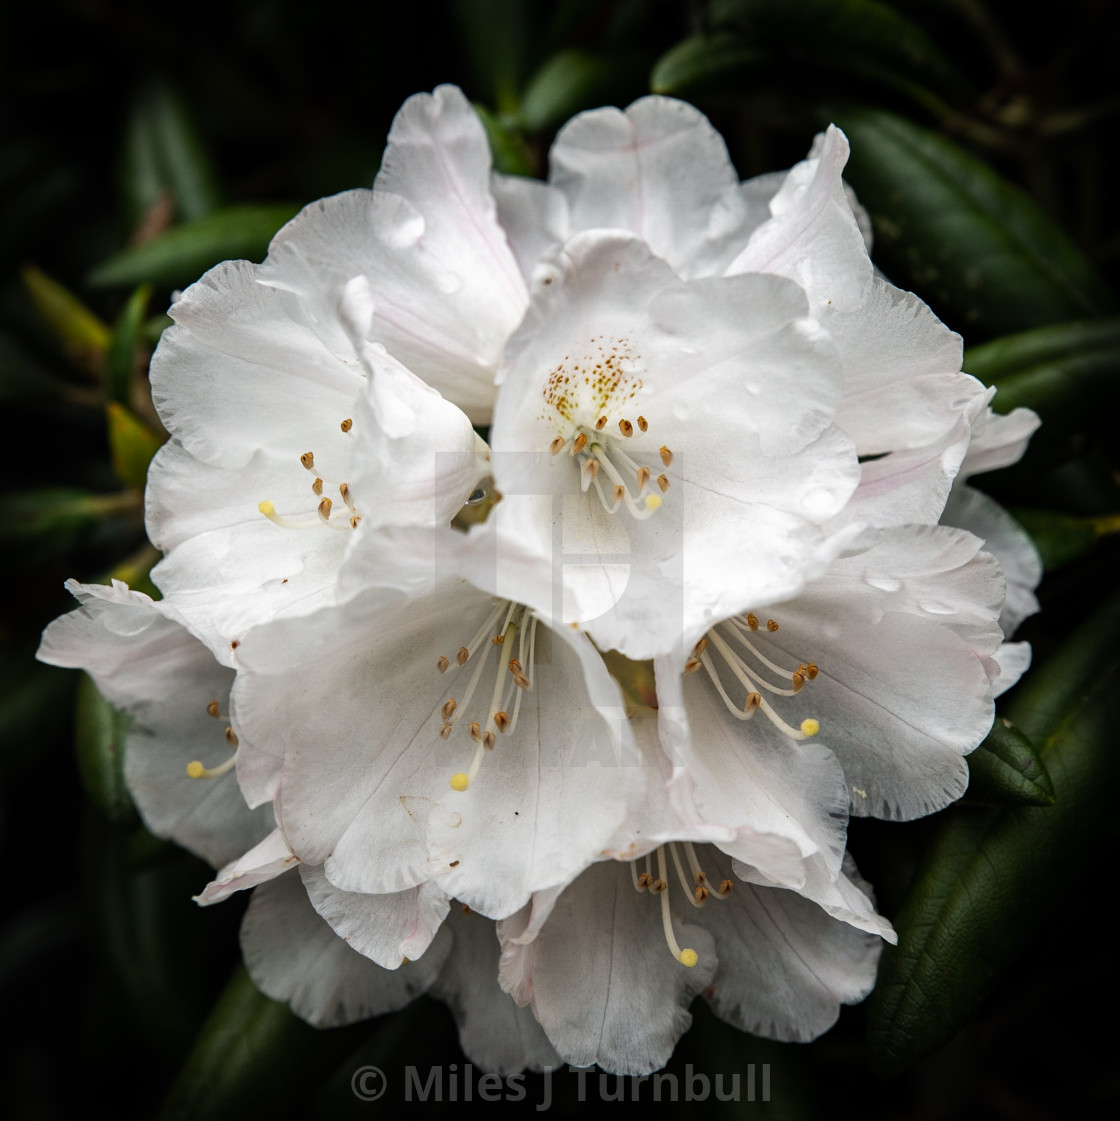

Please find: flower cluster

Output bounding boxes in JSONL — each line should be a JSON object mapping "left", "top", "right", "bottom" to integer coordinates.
{"left": 39, "top": 86, "right": 1039, "bottom": 1074}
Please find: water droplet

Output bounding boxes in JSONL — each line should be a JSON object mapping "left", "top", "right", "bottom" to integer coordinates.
{"left": 864, "top": 576, "right": 901, "bottom": 593}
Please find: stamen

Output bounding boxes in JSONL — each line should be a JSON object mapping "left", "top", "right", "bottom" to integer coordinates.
{"left": 224, "top": 726, "right": 239, "bottom": 748}
{"left": 339, "top": 483, "right": 356, "bottom": 512}
{"left": 317, "top": 497, "right": 333, "bottom": 525}
{"left": 437, "top": 656, "right": 450, "bottom": 673}
{"left": 746, "top": 613, "right": 759, "bottom": 630}
{"left": 767, "top": 618, "right": 779, "bottom": 632}
{"left": 300, "top": 452, "right": 315, "bottom": 470}
{"left": 660, "top": 446, "right": 673, "bottom": 467}
{"left": 581, "top": 458, "right": 600, "bottom": 490}
{"left": 457, "top": 646, "right": 470, "bottom": 666}
{"left": 186, "top": 754, "right": 236, "bottom": 780}
{"left": 657, "top": 473, "right": 670, "bottom": 492}
{"left": 550, "top": 436, "right": 566, "bottom": 455}
{"left": 570, "top": 432, "right": 588, "bottom": 455}
{"left": 312, "top": 478, "right": 324, "bottom": 496}
{"left": 441, "top": 699, "right": 457, "bottom": 721}
{"left": 635, "top": 466, "right": 651, "bottom": 491}
{"left": 636, "top": 415, "right": 648, "bottom": 432}
{"left": 340, "top": 418, "right": 353, "bottom": 433}
{"left": 656, "top": 848, "right": 699, "bottom": 967}
{"left": 206, "top": 700, "right": 221, "bottom": 719}
{"left": 468, "top": 722, "right": 481, "bottom": 742}
{"left": 618, "top": 419, "right": 633, "bottom": 437}
{"left": 493, "top": 710, "right": 511, "bottom": 733}
{"left": 669, "top": 843, "right": 704, "bottom": 909}
{"left": 595, "top": 416, "right": 608, "bottom": 430}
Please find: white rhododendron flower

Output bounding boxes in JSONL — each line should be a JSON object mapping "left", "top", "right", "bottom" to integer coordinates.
{"left": 37, "top": 83, "right": 1042, "bottom": 1076}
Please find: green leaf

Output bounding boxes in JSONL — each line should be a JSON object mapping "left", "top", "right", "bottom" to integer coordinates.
{"left": 965, "top": 717, "right": 1055, "bottom": 806}
{"left": 158, "top": 966, "right": 358, "bottom": 1121}
{"left": 867, "top": 589, "right": 1120, "bottom": 1073}
{"left": 104, "top": 283, "right": 152, "bottom": 405}
{"left": 1007, "top": 507, "right": 1120, "bottom": 571}
{"left": 518, "top": 49, "right": 642, "bottom": 134}
{"left": 474, "top": 104, "right": 536, "bottom": 177}
{"left": 21, "top": 264, "right": 110, "bottom": 367}
{"left": 0, "top": 487, "right": 140, "bottom": 557}
{"left": 651, "top": 33, "right": 767, "bottom": 96}
{"left": 88, "top": 204, "right": 302, "bottom": 289}
{"left": 703, "top": 0, "right": 972, "bottom": 106}
{"left": 964, "top": 319, "right": 1120, "bottom": 453}
{"left": 107, "top": 401, "right": 164, "bottom": 489}
{"left": 123, "top": 81, "right": 222, "bottom": 223}
{"left": 834, "top": 109, "right": 1115, "bottom": 337}
{"left": 75, "top": 673, "right": 138, "bottom": 827}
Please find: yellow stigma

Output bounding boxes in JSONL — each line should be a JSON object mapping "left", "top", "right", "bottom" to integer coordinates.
{"left": 644, "top": 494, "right": 662, "bottom": 511}
{"left": 678, "top": 948, "right": 699, "bottom": 968}
{"left": 258, "top": 500, "right": 275, "bottom": 516}
{"left": 450, "top": 772, "right": 470, "bottom": 792}
{"left": 800, "top": 718, "right": 820, "bottom": 736}
{"left": 186, "top": 760, "right": 206, "bottom": 779}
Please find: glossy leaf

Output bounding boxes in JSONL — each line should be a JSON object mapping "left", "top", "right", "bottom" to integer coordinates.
{"left": 107, "top": 402, "right": 164, "bottom": 489}
{"left": 88, "top": 204, "right": 302, "bottom": 289}
{"left": 105, "top": 284, "right": 152, "bottom": 405}
{"left": 704, "top": 0, "right": 971, "bottom": 105}
{"left": 75, "top": 672, "right": 137, "bottom": 827}
{"left": 868, "top": 589, "right": 1120, "bottom": 1073}
{"left": 965, "top": 717, "right": 1055, "bottom": 806}
{"left": 158, "top": 966, "right": 357, "bottom": 1121}
{"left": 964, "top": 319, "right": 1120, "bottom": 452}
{"left": 835, "top": 109, "right": 1115, "bottom": 337}
{"left": 650, "top": 33, "right": 767, "bottom": 96}
{"left": 1008, "top": 507, "right": 1120, "bottom": 571}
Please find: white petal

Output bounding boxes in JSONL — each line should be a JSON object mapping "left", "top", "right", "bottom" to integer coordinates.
{"left": 497, "top": 861, "right": 716, "bottom": 1075}
{"left": 258, "top": 86, "right": 527, "bottom": 423}
{"left": 726, "top": 126, "right": 872, "bottom": 313}
{"left": 960, "top": 404, "right": 1041, "bottom": 477}
{"left": 431, "top": 905, "right": 561, "bottom": 1074}
{"left": 299, "top": 864, "right": 449, "bottom": 968}
{"left": 548, "top": 96, "right": 759, "bottom": 277}
{"left": 196, "top": 827, "right": 300, "bottom": 905}
{"left": 37, "top": 580, "right": 272, "bottom": 866}
{"left": 491, "top": 173, "right": 569, "bottom": 284}
{"left": 240, "top": 870, "right": 451, "bottom": 1028}
{"left": 990, "top": 641, "right": 1032, "bottom": 697}
{"left": 941, "top": 484, "right": 1041, "bottom": 635}
{"left": 702, "top": 853, "right": 884, "bottom": 1042}
{"left": 754, "top": 525, "right": 1006, "bottom": 819}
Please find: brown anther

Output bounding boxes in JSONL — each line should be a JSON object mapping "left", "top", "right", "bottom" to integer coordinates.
{"left": 550, "top": 436, "right": 566, "bottom": 455}
{"left": 744, "top": 692, "right": 761, "bottom": 716}
{"left": 635, "top": 466, "right": 651, "bottom": 490}
{"left": 449, "top": 860, "right": 459, "bottom": 867}
{"left": 613, "top": 484, "right": 626, "bottom": 503}
{"left": 494, "top": 710, "right": 511, "bottom": 733}
{"left": 650, "top": 878, "right": 668, "bottom": 893}
{"left": 312, "top": 477, "right": 324, "bottom": 496}
{"left": 595, "top": 416, "right": 608, "bottom": 430}
{"left": 483, "top": 731, "right": 496, "bottom": 751}
{"left": 718, "top": 879, "right": 734, "bottom": 896}
{"left": 224, "top": 726, "right": 239, "bottom": 748}
{"left": 300, "top": 452, "right": 315, "bottom": 470}
{"left": 767, "top": 618, "right": 779, "bottom": 632}
{"left": 339, "top": 482, "right": 352, "bottom": 506}
{"left": 317, "top": 497, "right": 332, "bottom": 520}
{"left": 340, "top": 418, "right": 353, "bottom": 433}
{"left": 508, "top": 659, "right": 523, "bottom": 676}
{"left": 637, "top": 872, "right": 653, "bottom": 890}
{"left": 618, "top": 418, "right": 633, "bottom": 437}
{"left": 457, "top": 646, "right": 470, "bottom": 666}
{"left": 441, "top": 699, "right": 457, "bottom": 721}
{"left": 694, "top": 885, "right": 710, "bottom": 904}
{"left": 637, "top": 415, "right": 648, "bottom": 432}
{"left": 659, "top": 446, "right": 673, "bottom": 467}
{"left": 206, "top": 699, "right": 221, "bottom": 718}
{"left": 349, "top": 515, "right": 361, "bottom": 528}
{"left": 571, "top": 432, "right": 588, "bottom": 455}
{"left": 583, "top": 459, "right": 600, "bottom": 483}
{"left": 657, "top": 473, "right": 670, "bottom": 492}
{"left": 692, "top": 636, "right": 709, "bottom": 657}
{"left": 513, "top": 673, "right": 531, "bottom": 690}
{"left": 684, "top": 657, "right": 702, "bottom": 674}
{"left": 792, "top": 672, "right": 806, "bottom": 693}
{"left": 746, "top": 612, "right": 759, "bottom": 630}
{"left": 468, "top": 722, "right": 482, "bottom": 742}
{"left": 439, "top": 723, "right": 453, "bottom": 740}
{"left": 437, "top": 656, "right": 450, "bottom": 673}
{"left": 806, "top": 662, "right": 819, "bottom": 680}
{"left": 492, "top": 634, "right": 505, "bottom": 645}
{"left": 462, "top": 904, "right": 472, "bottom": 914}
{"left": 694, "top": 871, "right": 707, "bottom": 885}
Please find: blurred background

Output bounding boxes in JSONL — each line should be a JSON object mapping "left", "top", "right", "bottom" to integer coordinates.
{"left": 2, "top": 1, "right": 1118, "bottom": 1117}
